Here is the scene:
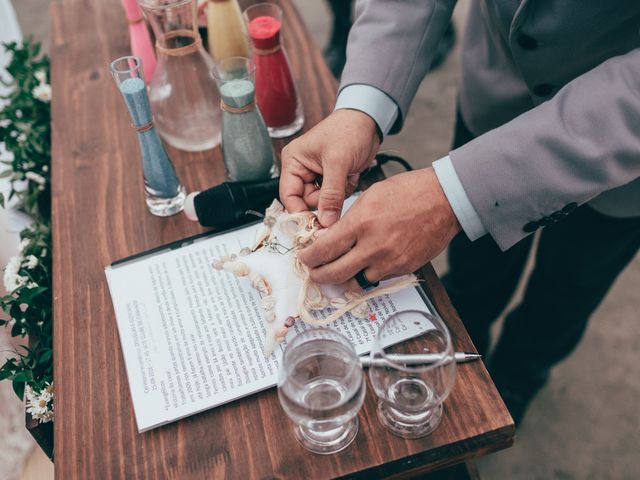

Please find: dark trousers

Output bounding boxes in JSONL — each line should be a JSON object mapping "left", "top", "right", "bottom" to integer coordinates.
{"left": 442, "top": 111, "right": 640, "bottom": 420}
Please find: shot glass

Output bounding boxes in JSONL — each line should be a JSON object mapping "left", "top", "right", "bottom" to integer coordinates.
{"left": 277, "top": 329, "right": 365, "bottom": 454}
{"left": 369, "top": 310, "right": 456, "bottom": 438}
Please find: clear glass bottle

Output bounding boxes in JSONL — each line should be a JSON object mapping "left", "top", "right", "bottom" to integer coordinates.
{"left": 243, "top": 3, "right": 304, "bottom": 138}
{"left": 211, "top": 57, "right": 275, "bottom": 181}
{"left": 139, "top": 0, "right": 221, "bottom": 152}
{"left": 206, "top": 0, "right": 251, "bottom": 62}
{"left": 110, "top": 56, "right": 186, "bottom": 216}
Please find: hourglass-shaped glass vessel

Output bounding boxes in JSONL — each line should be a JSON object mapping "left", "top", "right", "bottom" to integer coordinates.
{"left": 211, "top": 57, "right": 275, "bottom": 181}
{"left": 206, "top": 0, "right": 251, "bottom": 62}
{"left": 110, "top": 56, "right": 186, "bottom": 216}
{"left": 243, "top": 3, "right": 304, "bottom": 138}
{"left": 139, "top": 0, "right": 221, "bottom": 152}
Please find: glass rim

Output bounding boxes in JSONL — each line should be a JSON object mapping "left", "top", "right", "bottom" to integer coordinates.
{"left": 281, "top": 328, "right": 361, "bottom": 389}
{"left": 109, "top": 55, "right": 142, "bottom": 74}
{"left": 210, "top": 56, "right": 256, "bottom": 80}
{"left": 137, "top": 0, "right": 192, "bottom": 11}
{"left": 372, "top": 309, "right": 454, "bottom": 373}
{"left": 243, "top": 2, "right": 283, "bottom": 19}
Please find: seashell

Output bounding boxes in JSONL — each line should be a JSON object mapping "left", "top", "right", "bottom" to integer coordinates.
{"left": 252, "top": 224, "right": 272, "bottom": 251}
{"left": 223, "top": 261, "right": 250, "bottom": 277}
{"left": 239, "top": 247, "right": 251, "bottom": 257}
{"left": 351, "top": 303, "right": 370, "bottom": 319}
{"left": 261, "top": 295, "right": 276, "bottom": 313}
{"left": 250, "top": 272, "right": 271, "bottom": 294}
{"left": 212, "top": 259, "right": 225, "bottom": 270}
{"left": 230, "top": 253, "right": 237, "bottom": 261}
{"left": 265, "top": 310, "right": 276, "bottom": 323}
{"left": 259, "top": 278, "right": 272, "bottom": 295}
{"left": 275, "top": 326, "right": 288, "bottom": 338}
{"left": 265, "top": 199, "right": 284, "bottom": 218}
{"left": 284, "top": 316, "right": 296, "bottom": 328}
{"left": 307, "top": 215, "right": 318, "bottom": 230}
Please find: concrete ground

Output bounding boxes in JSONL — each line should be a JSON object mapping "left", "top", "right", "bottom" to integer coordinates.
{"left": 11, "top": 0, "right": 640, "bottom": 478}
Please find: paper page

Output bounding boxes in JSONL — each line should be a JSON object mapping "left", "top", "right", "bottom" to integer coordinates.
{"left": 105, "top": 197, "right": 434, "bottom": 432}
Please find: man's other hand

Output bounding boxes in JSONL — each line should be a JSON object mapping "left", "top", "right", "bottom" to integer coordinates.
{"left": 298, "top": 168, "right": 461, "bottom": 289}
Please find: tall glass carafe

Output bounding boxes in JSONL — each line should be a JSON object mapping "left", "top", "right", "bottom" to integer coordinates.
{"left": 139, "top": 0, "right": 221, "bottom": 152}
{"left": 206, "top": 0, "right": 251, "bottom": 62}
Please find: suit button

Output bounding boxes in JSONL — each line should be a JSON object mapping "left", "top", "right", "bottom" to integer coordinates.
{"left": 562, "top": 202, "right": 578, "bottom": 214}
{"left": 551, "top": 211, "right": 565, "bottom": 222}
{"left": 523, "top": 221, "right": 539, "bottom": 233}
{"left": 517, "top": 34, "right": 538, "bottom": 50}
{"left": 533, "top": 84, "right": 554, "bottom": 97}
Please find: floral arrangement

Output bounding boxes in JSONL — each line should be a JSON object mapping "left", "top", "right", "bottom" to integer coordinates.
{"left": 0, "top": 39, "right": 53, "bottom": 424}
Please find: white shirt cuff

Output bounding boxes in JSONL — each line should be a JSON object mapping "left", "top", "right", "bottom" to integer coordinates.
{"left": 433, "top": 156, "right": 487, "bottom": 241}
{"left": 335, "top": 84, "right": 399, "bottom": 136}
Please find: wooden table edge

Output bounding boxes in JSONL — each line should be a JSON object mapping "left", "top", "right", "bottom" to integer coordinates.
{"left": 339, "top": 423, "right": 515, "bottom": 480}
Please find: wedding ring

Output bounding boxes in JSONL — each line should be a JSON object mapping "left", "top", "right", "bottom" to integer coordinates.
{"left": 313, "top": 177, "right": 322, "bottom": 190}
{"left": 355, "top": 270, "right": 379, "bottom": 291}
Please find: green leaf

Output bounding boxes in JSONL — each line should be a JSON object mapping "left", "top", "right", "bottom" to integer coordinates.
{"left": 39, "top": 349, "right": 52, "bottom": 365}
{"left": 12, "top": 380, "right": 24, "bottom": 400}
{"left": 10, "top": 370, "right": 33, "bottom": 382}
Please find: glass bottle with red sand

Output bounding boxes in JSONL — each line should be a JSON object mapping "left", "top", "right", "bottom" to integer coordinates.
{"left": 243, "top": 3, "right": 304, "bottom": 138}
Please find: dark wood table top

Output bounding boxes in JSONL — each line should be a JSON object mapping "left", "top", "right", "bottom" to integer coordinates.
{"left": 51, "top": 0, "right": 514, "bottom": 478}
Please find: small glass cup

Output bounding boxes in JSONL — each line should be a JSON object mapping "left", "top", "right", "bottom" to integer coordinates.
{"left": 369, "top": 310, "right": 456, "bottom": 438}
{"left": 278, "top": 329, "right": 365, "bottom": 454}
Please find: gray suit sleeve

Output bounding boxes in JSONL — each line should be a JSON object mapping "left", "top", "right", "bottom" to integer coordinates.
{"left": 339, "top": 0, "right": 456, "bottom": 134}
{"left": 450, "top": 48, "right": 640, "bottom": 251}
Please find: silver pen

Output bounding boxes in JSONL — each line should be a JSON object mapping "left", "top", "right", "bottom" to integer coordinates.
{"left": 360, "top": 352, "right": 481, "bottom": 367}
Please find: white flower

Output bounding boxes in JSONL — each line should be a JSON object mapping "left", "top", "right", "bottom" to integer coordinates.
{"left": 40, "top": 249, "right": 48, "bottom": 258}
{"left": 32, "top": 83, "right": 52, "bottom": 103}
{"left": 37, "top": 321, "right": 44, "bottom": 327}
{"left": 42, "top": 165, "right": 49, "bottom": 172}
{"left": 0, "top": 119, "right": 10, "bottom": 128}
{"left": 9, "top": 130, "right": 17, "bottom": 138}
{"left": 25, "top": 171, "right": 46, "bottom": 186}
{"left": 3, "top": 255, "right": 27, "bottom": 292}
{"left": 23, "top": 161, "right": 36, "bottom": 170}
{"left": 25, "top": 255, "right": 38, "bottom": 269}
{"left": 26, "top": 282, "right": 39, "bottom": 289}
{"left": 34, "top": 70, "right": 47, "bottom": 83}
{"left": 25, "top": 383, "right": 54, "bottom": 423}
{"left": 17, "top": 133, "right": 27, "bottom": 144}
{"left": 15, "top": 109, "right": 23, "bottom": 118}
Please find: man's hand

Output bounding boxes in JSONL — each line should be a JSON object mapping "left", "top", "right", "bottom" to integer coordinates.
{"left": 280, "top": 109, "right": 380, "bottom": 227}
{"left": 298, "top": 168, "right": 461, "bottom": 287}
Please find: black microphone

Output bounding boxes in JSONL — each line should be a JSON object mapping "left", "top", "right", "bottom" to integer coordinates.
{"left": 184, "top": 178, "right": 280, "bottom": 228}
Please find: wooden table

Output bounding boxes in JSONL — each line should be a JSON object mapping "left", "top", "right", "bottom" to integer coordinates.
{"left": 51, "top": 0, "right": 514, "bottom": 477}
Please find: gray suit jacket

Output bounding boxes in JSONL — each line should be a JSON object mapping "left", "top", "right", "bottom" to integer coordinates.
{"left": 340, "top": 0, "right": 640, "bottom": 250}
